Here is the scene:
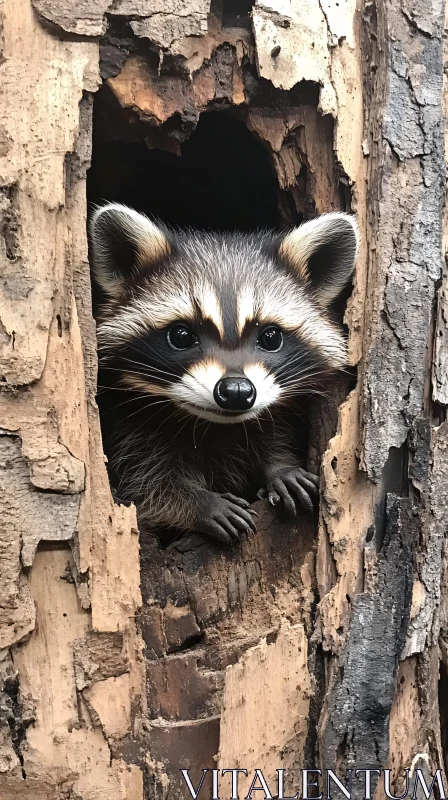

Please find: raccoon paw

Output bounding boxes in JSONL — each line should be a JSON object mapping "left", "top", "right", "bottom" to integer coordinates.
{"left": 257, "top": 466, "right": 319, "bottom": 517}
{"left": 195, "top": 492, "right": 258, "bottom": 545}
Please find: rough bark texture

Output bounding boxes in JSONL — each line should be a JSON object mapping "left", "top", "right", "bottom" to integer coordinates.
{"left": 0, "top": 1, "right": 447, "bottom": 799}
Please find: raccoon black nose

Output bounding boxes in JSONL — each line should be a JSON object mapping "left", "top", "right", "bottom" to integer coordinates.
{"left": 213, "top": 377, "right": 256, "bottom": 411}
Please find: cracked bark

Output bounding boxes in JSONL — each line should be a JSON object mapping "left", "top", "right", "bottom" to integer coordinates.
{"left": 0, "top": 1, "right": 447, "bottom": 799}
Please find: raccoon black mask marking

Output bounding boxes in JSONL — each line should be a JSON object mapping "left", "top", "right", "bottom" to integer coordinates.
{"left": 91, "top": 204, "right": 358, "bottom": 545}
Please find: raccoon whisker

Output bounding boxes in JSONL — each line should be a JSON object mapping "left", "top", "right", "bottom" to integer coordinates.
{"left": 265, "top": 405, "right": 277, "bottom": 439}
{"left": 278, "top": 381, "right": 327, "bottom": 394}
{"left": 126, "top": 341, "right": 163, "bottom": 360}
{"left": 280, "top": 391, "right": 327, "bottom": 401}
{"left": 129, "top": 374, "right": 176, "bottom": 387}
{"left": 124, "top": 365, "right": 179, "bottom": 382}
{"left": 194, "top": 415, "right": 212, "bottom": 433}
{"left": 280, "top": 384, "right": 326, "bottom": 394}
{"left": 128, "top": 344, "right": 197, "bottom": 380}
{"left": 101, "top": 393, "right": 158, "bottom": 413}
{"left": 121, "top": 369, "right": 177, "bottom": 387}
{"left": 277, "top": 351, "right": 311, "bottom": 370}
{"left": 279, "top": 360, "right": 352, "bottom": 383}
{"left": 96, "top": 384, "right": 156, "bottom": 398}
{"left": 197, "top": 420, "right": 213, "bottom": 448}
{"left": 121, "top": 356, "right": 182, "bottom": 382}
{"left": 97, "top": 386, "right": 163, "bottom": 402}
{"left": 277, "top": 362, "right": 327, "bottom": 380}
{"left": 96, "top": 386, "right": 150, "bottom": 404}
{"left": 101, "top": 365, "right": 174, "bottom": 383}
{"left": 275, "top": 364, "right": 326, "bottom": 385}
{"left": 242, "top": 421, "right": 250, "bottom": 453}
{"left": 279, "top": 382, "right": 328, "bottom": 396}
{"left": 256, "top": 418, "right": 264, "bottom": 433}
{"left": 124, "top": 398, "right": 175, "bottom": 425}
{"left": 281, "top": 375, "right": 325, "bottom": 394}
{"left": 174, "top": 414, "right": 197, "bottom": 442}
{"left": 120, "top": 356, "right": 160, "bottom": 370}
{"left": 280, "top": 375, "right": 328, "bottom": 387}
{"left": 279, "top": 387, "right": 329, "bottom": 401}
{"left": 273, "top": 353, "right": 314, "bottom": 377}
{"left": 130, "top": 362, "right": 218, "bottom": 403}
{"left": 96, "top": 384, "right": 133, "bottom": 392}
{"left": 252, "top": 414, "right": 264, "bottom": 433}
{"left": 278, "top": 367, "right": 331, "bottom": 385}
{"left": 192, "top": 414, "right": 200, "bottom": 449}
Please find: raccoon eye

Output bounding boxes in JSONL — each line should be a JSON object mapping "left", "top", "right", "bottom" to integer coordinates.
{"left": 258, "top": 326, "right": 283, "bottom": 352}
{"left": 167, "top": 324, "right": 198, "bottom": 350}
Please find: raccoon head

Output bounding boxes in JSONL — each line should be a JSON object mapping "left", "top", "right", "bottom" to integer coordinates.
{"left": 91, "top": 204, "right": 358, "bottom": 424}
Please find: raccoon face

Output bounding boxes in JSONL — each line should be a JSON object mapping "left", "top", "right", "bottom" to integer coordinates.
{"left": 90, "top": 204, "right": 358, "bottom": 424}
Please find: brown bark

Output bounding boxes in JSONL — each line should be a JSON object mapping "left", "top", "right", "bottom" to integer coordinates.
{"left": 0, "top": 1, "right": 447, "bottom": 799}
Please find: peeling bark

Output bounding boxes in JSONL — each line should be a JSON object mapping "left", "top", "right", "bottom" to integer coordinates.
{"left": 32, "top": 0, "right": 211, "bottom": 46}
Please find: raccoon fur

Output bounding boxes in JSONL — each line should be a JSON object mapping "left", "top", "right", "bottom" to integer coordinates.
{"left": 90, "top": 204, "right": 358, "bottom": 545}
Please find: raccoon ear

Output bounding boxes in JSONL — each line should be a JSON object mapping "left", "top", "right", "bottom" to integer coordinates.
{"left": 278, "top": 212, "right": 358, "bottom": 306}
{"left": 89, "top": 204, "right": 170, "bottom": 299}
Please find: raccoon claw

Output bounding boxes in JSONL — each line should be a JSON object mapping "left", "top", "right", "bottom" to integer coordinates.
{"left": 221, "top": 493, "right": 250, "bottom": 508}
{"left": 220, "top": 496, "right": 258, "bottom": 518}
{"left": 260, "top": 467, "right": 319, "bottom": 518}
{"left": 195, "top": 492, "right": 258, "bottom": 545}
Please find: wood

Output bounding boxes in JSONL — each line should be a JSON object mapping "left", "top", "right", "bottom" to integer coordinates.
{"left": 0, "top": 0, "right": 447, "bottom": 798}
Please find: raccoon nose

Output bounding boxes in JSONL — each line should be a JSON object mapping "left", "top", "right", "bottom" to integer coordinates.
{"left": 213, "top": 377, "right": 256, "bottom": 411}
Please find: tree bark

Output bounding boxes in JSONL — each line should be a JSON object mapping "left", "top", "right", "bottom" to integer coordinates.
{"left": 0, "top": 1, "right": 446, "bottom": 799}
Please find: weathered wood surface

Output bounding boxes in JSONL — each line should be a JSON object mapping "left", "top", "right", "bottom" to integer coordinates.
{"left": 0, "top": 3, "right": 143, "bottom": 798}
{"left": 0, "top": 0, "right": 447, "bottom": 798}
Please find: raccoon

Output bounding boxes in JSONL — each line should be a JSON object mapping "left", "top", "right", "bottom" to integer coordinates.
{"left": 90, "top": 204, "right": 357, "bottom": 545}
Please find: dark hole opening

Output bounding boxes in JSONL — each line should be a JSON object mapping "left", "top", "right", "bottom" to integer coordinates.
{"left": 87, "top": 81, "right": 352, "bottom": 549}
{"left": 221, "top": 0, "right": 254, "bottom": 26}
{"left": 88, "top": 109, "right": 280, "bottom": 232}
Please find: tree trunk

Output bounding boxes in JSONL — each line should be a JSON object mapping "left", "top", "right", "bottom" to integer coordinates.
{"left": 0, "top": 1, "right": 446, "bottom": 799}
